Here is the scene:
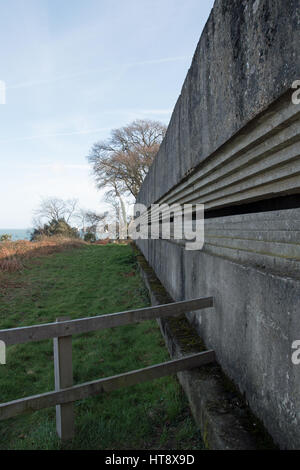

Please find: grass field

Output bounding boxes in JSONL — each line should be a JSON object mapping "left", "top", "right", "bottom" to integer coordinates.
{"left": 0, "top": 243, "right": 203, "bottom": 450}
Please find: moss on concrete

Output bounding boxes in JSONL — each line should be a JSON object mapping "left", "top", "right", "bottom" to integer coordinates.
{"left": 132, "top": 242, "right": 278, "bottom": 450}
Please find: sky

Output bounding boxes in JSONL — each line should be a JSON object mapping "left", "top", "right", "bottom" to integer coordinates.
{"left": 0, "top": 0, "right": 214, "bottom": 228}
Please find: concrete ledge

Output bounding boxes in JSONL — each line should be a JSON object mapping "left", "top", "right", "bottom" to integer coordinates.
{"left": 132, "top": 243, "right": 277, "bottom": 450}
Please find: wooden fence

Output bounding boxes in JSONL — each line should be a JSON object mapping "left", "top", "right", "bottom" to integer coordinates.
{"left": 0, "top": 297, "right": 214, "bottom": 441}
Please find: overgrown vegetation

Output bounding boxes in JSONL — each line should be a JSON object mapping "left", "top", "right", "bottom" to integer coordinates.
{"left": 0, "top": 237, "right": 86, "bottom": 273}
{"left": 30, "top": 218, "right": 80, "bottom": 241}
{"left": 0, "top": 234, "right": 12, "bottom": 242}
{"left": 0, "top": 244, "right": 203, "bottom": 450}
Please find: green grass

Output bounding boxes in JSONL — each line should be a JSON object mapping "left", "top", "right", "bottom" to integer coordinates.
{"left": 0, "top": 244, "right": 203, "bottom": 450}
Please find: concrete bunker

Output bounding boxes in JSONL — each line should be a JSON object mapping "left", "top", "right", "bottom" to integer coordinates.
{"left": 135, "top": 0, "right": 300, "bottom": 449}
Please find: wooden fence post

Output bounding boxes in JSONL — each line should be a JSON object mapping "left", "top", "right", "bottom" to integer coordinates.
{"left": 53, "top": 317, "right": 74, "bottom": 441}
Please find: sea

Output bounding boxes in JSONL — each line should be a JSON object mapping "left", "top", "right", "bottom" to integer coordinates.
{"left": 0, "top": 229, "right": 32, "bottom": 241}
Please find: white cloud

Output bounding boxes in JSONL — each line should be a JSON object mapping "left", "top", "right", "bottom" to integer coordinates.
{"left": 138, "top": 109, "right": 172, "bottom": 115}
{"left": 0, "top": 127, "right": 110, "bottom": 144}
{"left": 7, "top": 56, "right": 189, "bottom": 91}
{"left": 126, "top": 56, "right": 189, "bottom": 67}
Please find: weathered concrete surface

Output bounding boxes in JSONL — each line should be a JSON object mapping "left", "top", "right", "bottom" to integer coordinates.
{"left": 135, "top": 0, "right": 300, "bottom": 450}
{"left": 134, "top": 244, "right": 276, "bottom": 450}
{"left": 137, "top": 238, "right": 300, "bottom": 449}
{"left": 140, "top": 93, "right": 300, "bottom": 213}
{"left": 137, "top": 0, "right": 300, "bottom": 209}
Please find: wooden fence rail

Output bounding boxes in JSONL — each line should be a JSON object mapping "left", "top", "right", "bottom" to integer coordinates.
{"left": 0, "top": 298, "right": 213, "bottom": 346}
{"left": 0, "top": 351, "right": 215, "bottom": 421}
{"left": 0, "top": 297, "right": 214, "bottom": 441}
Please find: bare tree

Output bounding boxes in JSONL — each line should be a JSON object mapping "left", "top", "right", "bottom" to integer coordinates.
{"left": 84, "top": 210, "right": 109, "bottom": 238}
{"left": 87, "top": 119, "right": 167, "bottom": 199}
{"left": 74, "top": 208, "right": 89, "bottom": 234}
{"left": 84, "top": 210, "right": 108, "bottom": 227}
{"left": 105, "top": 179, "right": 128, "bottom": 226}
{"left": 34, "top": 197, "right": 79, "bottom": 225}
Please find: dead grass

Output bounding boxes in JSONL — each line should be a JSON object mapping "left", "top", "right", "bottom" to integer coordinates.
{"left": 94, "top": 238, "right": 111, "bottom": 245}
{"left": 0, "top": 236, "right": 87, "bottom": 273}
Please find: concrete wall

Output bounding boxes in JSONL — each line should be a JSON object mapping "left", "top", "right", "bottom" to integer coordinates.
{"left": 137, "top": 0, "right": 300, "bottom": 209}
{"left": 137, "top": 237, "right": 300, "bottom": 449}
{"left": 136, "top": 0, "right": 300, "bottom": 449}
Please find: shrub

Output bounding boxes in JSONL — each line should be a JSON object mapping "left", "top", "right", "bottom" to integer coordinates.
{"left": 0, "top": 234, "right": 12, "bottom": 242}
{"left": 31, "top": 219, "right": 80, "bottom": 241}
{"left": 84, "top": 232, "right": 96, "bottom": 243}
